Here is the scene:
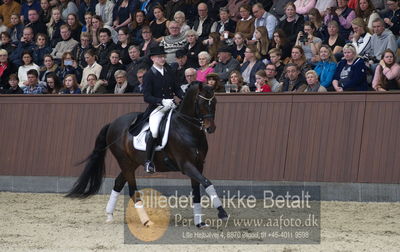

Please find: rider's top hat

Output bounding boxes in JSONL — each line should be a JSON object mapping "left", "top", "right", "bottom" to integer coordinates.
{"left": 148, "top": 46, "right": 167, "bottom": 56}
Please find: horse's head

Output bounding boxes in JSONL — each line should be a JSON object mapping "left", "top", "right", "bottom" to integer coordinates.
{"left": 196, "top": 83, "right": 217, "bottom": 134}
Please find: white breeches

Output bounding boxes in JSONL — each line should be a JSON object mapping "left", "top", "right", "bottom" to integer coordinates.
{"left": 149, "top": 105, "right": 169, "bottom": 138}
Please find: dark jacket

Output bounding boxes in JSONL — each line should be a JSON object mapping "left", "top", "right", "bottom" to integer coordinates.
{"left": 214, "top": 19, "right": 237, "bottom": 35}
{"left": 192, "top": 16, "right": 214, "bottom": 41}
{"left": 126, "top": 57, "right": 149, "bottom": 86}
{"left": 9, "top": 41, "right": 36, "bottom": 66}
{"left": 8, "top": 24, "right": 24, "bottom": 44}
{"left": 277, "top": 14, "right": 304, "bottom": 46}
{"left": 5, "top": 86, "right": 24, "bottom": 94}
{"left": 143, "top": 65, "right": 184, "bottom": 111}
{"left": 71, "top": 44, "right": 93, "bottom": 69}
{"left": 49, "top": 20, "right": 65, "bottom": 48}
{"left": 0, "top": 62, "right": 18, "bottom": 93}
{"left": 32, "top": 45, "right": 52, "bottom": 67}
{"left": 184, "top": 41, "right": 206, "bottom": 68}
{"left": 240, "top": 60, "right": 266, "bottom": 91}
{"left": 333, "top": 58, "right": 368, "bottom": 91}
{"left": 97, "top": 40, "right": 118, "bottom": 65}
{"left": 99, "top": 62, "right": 125, "bottom": 93}
{"left": 26, "top": 20, "right": 48, "bottom": 37}
{"left": 281, "top": 75, "right": 307, "bottom": 92}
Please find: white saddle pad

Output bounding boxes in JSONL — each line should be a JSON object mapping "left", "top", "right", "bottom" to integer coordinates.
{"left": 133, "top": 109, "right": 173, "bottom": 151}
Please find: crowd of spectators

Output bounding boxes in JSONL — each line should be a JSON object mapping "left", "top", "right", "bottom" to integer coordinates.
{"left": 0, "top": 0, "right": 399, "bottom": 95}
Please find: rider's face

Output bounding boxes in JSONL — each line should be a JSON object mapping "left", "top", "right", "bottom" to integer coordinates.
{"left": 151, "top": 55, "right": 166, "bottom": 67}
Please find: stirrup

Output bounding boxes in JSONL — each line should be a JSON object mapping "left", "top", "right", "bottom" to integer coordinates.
{"left": 144, "top": 160, "right": 155, "bottom": 174}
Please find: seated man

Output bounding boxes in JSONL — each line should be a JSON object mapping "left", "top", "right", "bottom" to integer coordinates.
{"left": 23, "top": 69, "right": 47, "bottom": 94}
{"left": 280, "top": 63, "right": 307, "bottom": 92}
{"left": 369, "top": 18, "right": 398, "bottom": 62}
{"left": 182, "top": 68, "right": 198, "bottom": 93}
{"left": 214, "top": 46, "right": 240, "bottom": 85}
{"left": 51, "top": 25, "right": 79, "bottom": 60}
{"left": 170, "top": 49, "right": 196, "bottom": 86}
{"left": 142, "top": 46, "right": 184, "bottom": 173}
{"left": 159, "top": 21, "right": 187, "bottom": 64}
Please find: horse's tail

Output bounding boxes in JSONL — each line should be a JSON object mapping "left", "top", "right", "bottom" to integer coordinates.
{"left": 66, "top": 124, "right": 110, "bottom": 198}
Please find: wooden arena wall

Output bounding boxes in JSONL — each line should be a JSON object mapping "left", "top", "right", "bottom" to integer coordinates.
{"left": 0, "top": 93, "right": 399, "bottom": 184}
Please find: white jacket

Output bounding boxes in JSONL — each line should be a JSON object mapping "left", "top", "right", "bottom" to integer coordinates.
{"left": 96, "top": 1, "right": 115, "bottom": 27}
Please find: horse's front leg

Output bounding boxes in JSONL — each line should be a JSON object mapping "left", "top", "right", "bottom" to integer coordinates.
{"left": 191, "top": 179, "right": 208, "bottom": 228}
{"left": 184, "top": 162, "right": 228, "bottom": 220}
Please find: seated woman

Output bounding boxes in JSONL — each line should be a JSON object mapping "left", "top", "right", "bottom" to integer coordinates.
{"left": 372, "top": 49, "right": 400, "bottom": 91}
{"left": 129, "top": 10, "right": 149, "bottom": 46}
{"left": 32, "top": 33, "right": 52, "bottom": 67}
{"left": 56, "top": 52, "right": 82, "bottom": 83}
{"left": 80, "top": 49, "right": 102, "bottom": 88}
{"left": 204, "top": 32, "right": 221, "bottom": 64}
{"left": 254, "top": 26, "right": 269, "bottom": 61}
{"left": 5, "top": 74, "right": 23, "bottom": 94}
{"left": 283, "top": 46, "right": 312, "bottom": 80}
{"left": 332, "top": 43, "right": 368, "bottom": 91}
{"left": 304, "top": 70, "right": 327, "bottom": 92}
{"left": 322, "top": 20, "right": 346, "bottom": 57}
{"left": 149, "top": 5, "right": 169, "bottom": 42}
{"left": 45, "top": 72, "right": 63, "bottom": 94}
{"left": 211, "top": 7, "right": 237, "bottom": 42}
{"left": 116, "top": 27, "right": 132, "bottom": 65}
{"left": 60, "top": 74, "right": 81, "bottom": 94}
{"left": 227, "top": 70, "right": 250, "bottom": 93}
{"left": 271, "top": 29, "right": 292, "bottom": 61}
{"left": 255, "top": 70, "right": 272, "bottom": 92}
{"left": 234, "top": 4, "right": 254, "bottom": 40}
{"left": 81, "top": 73, "right": 107, "bottom": 94}
{"left": 314, "top": 45, "right": 337, "bottom": 90}
{"left": 240, "top": 45, "right": 266, "bottom": 91}
{"left": 98, "top": 50, "right": 125, "bottom": 93}
{"left": 1, "top": 32, "right": 16, "bottom": 56}
{"left": 323, "top": 0, "right": 356, "bottom": 40}
{"left": 39, "top": 54, "right": 59, "bottom": 83}
{"left": 205, "top": 73, "right": 223, "bottom": 92}
{"left": 355, "top": 0, "right": 380, "bottom": 30}
{"left": 184, "top": 30, "right": 206, "bottom": 68}
{"left": 308, "top": 8, "right": 327, "bottom": 41}
{"left": 295, "top": 21, "right": 322, "bottom": 63}
{"left": 18, "top": 51, "right": 40, "bottom": 88}
{"left": 196, "top": 51, "right": 214, "bottom": 83}
{"left": 277, "top": 2, "right": 305, "bottom": 48}
{"left": 67, "top": 13, "right": 82, "bottom": 41}
{"left": 232, "top": 32, "right": 246, "bottom": 63}
{"left": 113, "top": 70, "right": 134, "bottom": 94}
{"left": 173, "top": 11, "right": 190, "bottom": 35}
{"left": 351, "top": 18, "right": 372, "bottom": 57}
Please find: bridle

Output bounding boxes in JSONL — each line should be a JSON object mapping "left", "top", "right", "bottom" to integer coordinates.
{"left": 177, "top": 91, "right": 216, "bottom": 131}
{"left": 197, "top": 93, "right": 215, "bottom": 120}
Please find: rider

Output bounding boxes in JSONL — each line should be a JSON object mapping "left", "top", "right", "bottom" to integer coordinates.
{"left": 142, "top": 45, "right": 184, "bottom": 173}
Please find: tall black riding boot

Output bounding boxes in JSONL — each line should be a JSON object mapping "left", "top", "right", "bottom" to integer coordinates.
{"left": 144, "top": 135, "right": 156, "bottom": 173}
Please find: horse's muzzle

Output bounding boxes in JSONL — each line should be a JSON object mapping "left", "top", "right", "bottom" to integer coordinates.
{"left": 206, "top": 126, "right": 216, "bottom": 134}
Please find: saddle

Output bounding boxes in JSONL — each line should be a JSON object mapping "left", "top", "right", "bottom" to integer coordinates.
{"left": 131, "top": 109, "right": 174, "bottom": 151}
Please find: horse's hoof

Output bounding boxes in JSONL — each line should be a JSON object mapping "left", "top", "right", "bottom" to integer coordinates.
{"left": 143, "top": 220, "right": 154, "bottom": 227}
{"left": 217, "top": 207, "right": 228, "bottom": 220}
{"left": 196, "top": 222, "right": 209, "bottom": 229}
{"left": 106, "top": 213, "right": 114, "bottom": 223}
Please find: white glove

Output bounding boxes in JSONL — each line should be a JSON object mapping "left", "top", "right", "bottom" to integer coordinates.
{"left": 161, "top": 99, "right": 175, "bottom": 109}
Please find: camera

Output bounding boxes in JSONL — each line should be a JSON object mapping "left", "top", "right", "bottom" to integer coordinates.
{"left": 299, "top": 32, "right": 309, "bottom": 43}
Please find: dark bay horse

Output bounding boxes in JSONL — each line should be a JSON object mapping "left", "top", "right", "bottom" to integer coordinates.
{"left": 66, "top": 83, "right": 228, "bottom": 227}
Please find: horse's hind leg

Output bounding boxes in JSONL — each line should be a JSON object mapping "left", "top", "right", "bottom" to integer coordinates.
{"left": 184, "top": 162, "right": 228, "bottom": 220}
{"left": 105, "top": 172, "right": 135, "bottom": 222}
